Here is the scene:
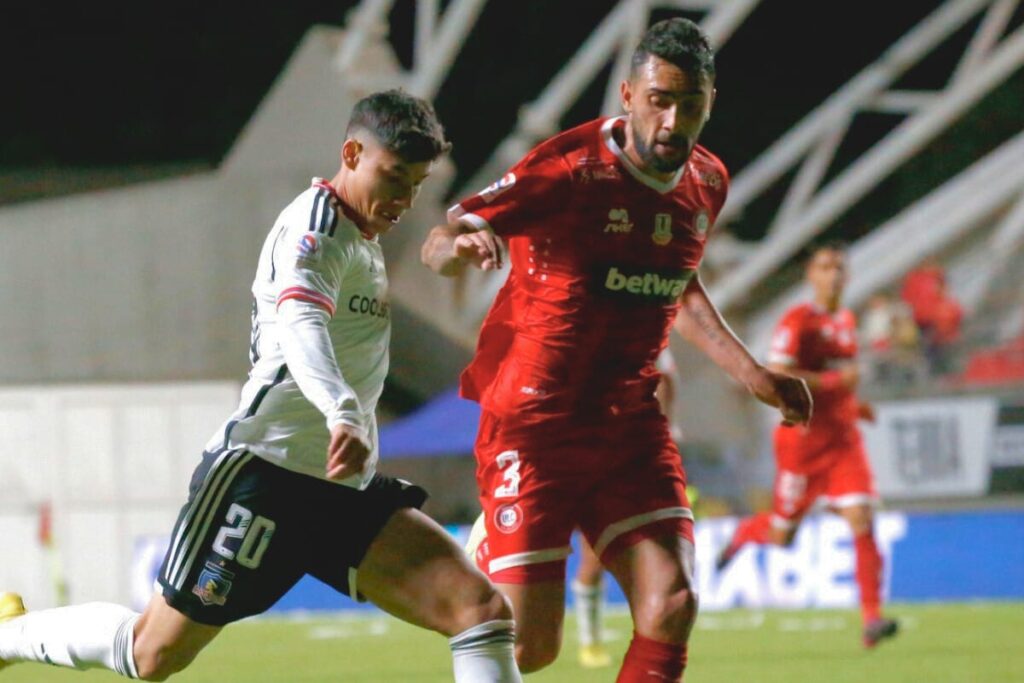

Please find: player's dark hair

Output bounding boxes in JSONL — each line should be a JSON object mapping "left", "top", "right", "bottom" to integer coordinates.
{"left": 807, "top": 239, "right": 848, "bottom": 261}
{"left": 631, "top": 18, "right": 715, "bottom": 79}
{"left": 346, "top": 89, "right": 452, "bottom": 162}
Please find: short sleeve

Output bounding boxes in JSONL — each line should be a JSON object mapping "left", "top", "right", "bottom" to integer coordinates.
{"left": 767, "top": 310, "right": 802, "bottom": 366}
{"left": 448, "top": 147, "right": 572, "bottom": 237}
{"left": 273, "top": 199, "right": 349, "bottom": 317}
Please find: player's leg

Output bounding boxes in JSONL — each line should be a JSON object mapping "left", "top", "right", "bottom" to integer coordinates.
{"left": 354, "top": 506, "right": 521, "bottom": 682}
{"left": 580, "top": 423, "right": 698, "bottom": 683}
{"left": 496, "top": 581, "right": 566, "bottom": 673}
{"left": 827, "top": 439, "right": 897, "bottom": 647}
{"left": 572, "top": 536, "right": 612, "bottom": 668}
{"left": 0, "top": 596, "right": 151, "bottom": 678}
{"left": 0, "top": 449, "right": 272, "bottom": 679}
{"left": 718, "top": 426, "right": 824, "bottom": 570}
{"left": 605, "top": 531, "right": 696, "bottom": 683}
{"left": 715, "top": 468, "right": 810, "bottom": 570}
{"left": 466, "top": 412, "right": 578, "bottom": 673}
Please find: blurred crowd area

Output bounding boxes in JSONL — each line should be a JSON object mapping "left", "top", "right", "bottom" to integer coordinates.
{"left": 858, "top": 259, "right": 1023, "bottom": 397}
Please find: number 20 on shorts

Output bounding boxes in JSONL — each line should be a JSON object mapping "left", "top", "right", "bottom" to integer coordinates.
{"left": 212, "top": 503, "right": 277, "bottom": 570}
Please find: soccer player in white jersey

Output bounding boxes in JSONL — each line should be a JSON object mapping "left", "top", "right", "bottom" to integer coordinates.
{"left": 0, "top": 90, "right": 522, "bottom": 683}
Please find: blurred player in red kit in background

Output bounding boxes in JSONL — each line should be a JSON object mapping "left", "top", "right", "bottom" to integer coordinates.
{"left": 716, "top": 242, "right": 899, "bottom": 649}
{"left": 422, "top": 18, "right": 811, "bottom": 682}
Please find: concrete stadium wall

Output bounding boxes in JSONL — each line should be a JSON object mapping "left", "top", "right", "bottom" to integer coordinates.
{"left": 0, "top": 25, "right": 472, "bottom": 396}
{"left": 0, "top": 382, "right": 238, "bottom": 609}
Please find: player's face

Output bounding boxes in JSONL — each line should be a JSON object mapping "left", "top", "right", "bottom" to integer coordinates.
{"left": 344, "top": 138, "right": 433, "bottom": 235}
{"left": 807, "top": 249, "right": 848, "bottom": 304}
{"left": 623, "top": 56, "right": 715, "bottom": 175}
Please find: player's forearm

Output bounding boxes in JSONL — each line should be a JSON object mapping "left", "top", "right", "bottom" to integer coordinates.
{"left": 277, "top": 300, "right": 368, "bottom": 436}
{"left": 675, "top": 276, "right": 763, "bottom": 386}
{"left": 421, "top": 223, "right": 466, "bottom": 276}
{"left": 767, "top": 363, "right": 856, "bottom": 391}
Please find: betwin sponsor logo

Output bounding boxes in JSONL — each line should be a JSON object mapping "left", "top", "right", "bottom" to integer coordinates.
{"left": 603, "top": 266, "right": 693, "bottom": 299}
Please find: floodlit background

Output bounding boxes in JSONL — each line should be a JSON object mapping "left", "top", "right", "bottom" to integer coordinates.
{"left": 1, "top": 1, "right": 1023, "bottom": 680}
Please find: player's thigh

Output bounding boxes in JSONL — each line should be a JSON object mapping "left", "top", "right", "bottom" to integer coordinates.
{"left": 132, "top": 593, "right": 221, "bottom": 676}
{"left": 605, "top": 531, "right": 697, "bottom": 643}
{"left": 826, "top": 434, "right": 878, "bottom": 519}
{"left": 357, "top": 507, "right": 506, "bottom": 636}
{"left": 578, "top": 433, "right": 692, "bottom": 565}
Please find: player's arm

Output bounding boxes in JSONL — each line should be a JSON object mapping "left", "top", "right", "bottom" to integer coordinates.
{"left": 674, "top": 275, "right": 812, "bottom": 425}
{"left": 273, "top": 214, "right": 370, "bottom": 481}
{"left": 276, "top": 300, "right": 371, "bottom": 481}
{"left": 420, "top": 221, "right": 504, "bottom": 276}
{"left": 766, "top": 361, "right": 860, "bottom": 392}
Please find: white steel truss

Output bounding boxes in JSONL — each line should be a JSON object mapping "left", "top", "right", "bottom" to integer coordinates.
{"left": 710, "top": 0, "right": 1024, "bottom": 311}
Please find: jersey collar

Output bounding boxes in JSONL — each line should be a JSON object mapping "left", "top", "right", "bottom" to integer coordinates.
{"left": 601, "top": 117, "right": 687, "bottom": 195}
{"left": 311, "top": 177, "right": 376, "bottom": 240}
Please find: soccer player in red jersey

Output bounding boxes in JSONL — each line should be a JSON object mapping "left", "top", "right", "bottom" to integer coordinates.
{"left": 716, "top": 243, "right": 899, "bottom": 648}
{"left": 422, "top": 18, "right": 811, "bottom": 681}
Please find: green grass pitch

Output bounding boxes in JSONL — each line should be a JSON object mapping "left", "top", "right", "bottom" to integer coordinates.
{"left": 6, "top": 603, "right": 1022, "bottom": 682}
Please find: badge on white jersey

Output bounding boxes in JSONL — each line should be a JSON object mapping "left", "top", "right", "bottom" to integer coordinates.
{"left": 296, "top": 233, "right": 321, "bottom": 264}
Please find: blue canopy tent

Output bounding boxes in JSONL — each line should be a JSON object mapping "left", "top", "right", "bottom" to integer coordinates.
{"left": 379, "top": 388, "right": 481, "bottom": 459}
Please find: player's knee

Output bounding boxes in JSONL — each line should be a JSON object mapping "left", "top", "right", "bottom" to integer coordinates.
{"left": 635, "top": 585, "right": 698, "bottom": 640}
{"left": 515, "top": 633, "right": 560, "bottom": 673}
{"left": 842, "top": 505, "right": 873, "bottom": 535}
{"left": 769, "top": 526, "right": 797, "bottom": 547}
{"left": 133, "top": 649, "right": 186, "bottom": 682}
{"left": 133, "top": 637, "right": 197, "bottom": 681}
{"left": 439, "top": 574, "right": 512, "bottom": 636}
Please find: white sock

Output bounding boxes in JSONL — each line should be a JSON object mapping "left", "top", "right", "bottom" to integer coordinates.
{"left": 449, "top": 619, "right": 522, "bottom": 683}
{"left": 572, "top": 579, "right": 604, "bottom": 647}
{"left": 0, "top": 602, "right": 139, "bottom": 678}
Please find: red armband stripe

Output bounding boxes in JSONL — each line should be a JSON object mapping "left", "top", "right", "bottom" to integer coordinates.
{"left": 277, "top": 286, "right": 336, "bottom": 316}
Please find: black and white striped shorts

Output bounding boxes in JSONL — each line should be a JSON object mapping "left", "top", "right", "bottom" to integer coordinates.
{"left": 156, "top": 448, "right": 427, "bottom": 625}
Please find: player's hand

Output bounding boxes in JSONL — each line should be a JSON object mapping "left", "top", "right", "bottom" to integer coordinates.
{"left": 453, "top": 230, "right": 504, "bottom": 271}
{"left": 858, "top": 401, "right": 877, "bottom": 423}
{"left": 747, "top": 366, "right": 813, "bottom": 426}
{"left": 839, "top": 364, "right": 860, "bottom": 389}
{"left": 326, "top": 424, "right": 371, "bottom": 481}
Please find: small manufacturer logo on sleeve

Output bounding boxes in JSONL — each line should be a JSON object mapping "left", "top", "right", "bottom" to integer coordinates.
{"left": 479, "top": 173, "right": 516, "bottom": 203}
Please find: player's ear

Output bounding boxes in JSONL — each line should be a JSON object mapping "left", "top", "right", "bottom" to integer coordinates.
{"left": 620, "top": 79, "right": 633, "bottom": 113}
{"left": 341, "top": 138, "right": 362, "bottom": 170}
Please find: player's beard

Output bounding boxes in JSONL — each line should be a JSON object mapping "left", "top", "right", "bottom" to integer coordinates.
{"left": 631, "top": 122, "right": 692, "bottom": 174}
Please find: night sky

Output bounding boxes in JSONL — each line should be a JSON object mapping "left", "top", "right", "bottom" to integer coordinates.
{"left": 3, "top": 1, "right": 1022, "bottom": 239}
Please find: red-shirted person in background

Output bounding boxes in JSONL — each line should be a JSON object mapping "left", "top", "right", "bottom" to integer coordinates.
{"left": 422, "top": 18, "right": 811, "bottom": 682}
{"left": 716, "top": 242, "right": 899, "bottom": 649}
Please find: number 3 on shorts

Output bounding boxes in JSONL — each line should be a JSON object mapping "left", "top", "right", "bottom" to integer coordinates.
{"left": 495, "top": 450, "right": 521, "bottom": 499}
{"left": 212, "top": 503, "right": 277, "bottom": 569}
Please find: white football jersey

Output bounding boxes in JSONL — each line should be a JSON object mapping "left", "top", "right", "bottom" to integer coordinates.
{"left": 206, "top": 179, "right": 390, "bottom": 489}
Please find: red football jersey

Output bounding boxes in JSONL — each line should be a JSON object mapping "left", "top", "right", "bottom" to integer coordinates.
{"left": 768, "top": 303, "right": 859, "bottom": 425}
{"left": 450, "top": 117, "right": 729, "bottom": 427}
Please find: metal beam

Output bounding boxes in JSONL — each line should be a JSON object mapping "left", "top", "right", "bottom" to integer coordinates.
{"left": 712, "top": 22, "right": 1024, "bottom": 310}
{"left": 744, "top": 130, "right": 1024, "bottom": 354}
{"left": 718, "top": 0, "right": 991, "bottom": 225}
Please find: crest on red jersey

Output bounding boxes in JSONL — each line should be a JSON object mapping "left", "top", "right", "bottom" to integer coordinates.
{"left": 694, "top": 210, "right": 711, "bottom": 235}
{"left": 652, "top": 213, "right": 673, "bottom": 246}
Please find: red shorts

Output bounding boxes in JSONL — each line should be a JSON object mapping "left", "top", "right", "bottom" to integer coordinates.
{"left": 473, "top": 409, "right": 693, "bottom": 584}
{"left": 770, "top": 422, "right": 878, "bottom": 530}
